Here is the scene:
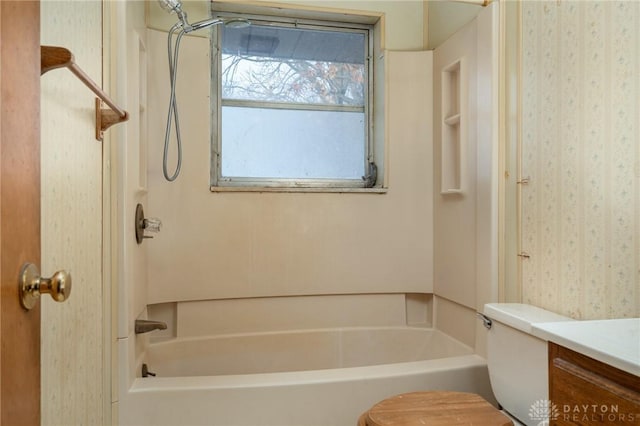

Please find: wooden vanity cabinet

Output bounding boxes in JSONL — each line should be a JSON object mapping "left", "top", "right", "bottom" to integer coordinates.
{"left": 548, "top": 343, "right": 640, "bottom": 426}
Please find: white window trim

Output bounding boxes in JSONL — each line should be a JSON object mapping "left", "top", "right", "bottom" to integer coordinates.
{"left": 209, "top": 2, "right": 386, "bottom": 193}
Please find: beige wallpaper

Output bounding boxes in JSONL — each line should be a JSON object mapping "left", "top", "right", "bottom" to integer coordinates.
{"left": 41, "top": 1, "right": 105, "bottom": 424}
{"left": 521, "top": 0, "right": 640, "bottom": 319}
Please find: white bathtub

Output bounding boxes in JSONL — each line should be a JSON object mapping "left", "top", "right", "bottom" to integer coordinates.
{"left": 120, "top": 327, "right": 495, "bottom": 426}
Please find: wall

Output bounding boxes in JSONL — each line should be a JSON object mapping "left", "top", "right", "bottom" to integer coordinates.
{"left": 426, "top": 0, "right": 481, "bottom": 50}
{"left": 148, "top": 0, "right": 426, "bottom": 50}
{"left": 432, "top": 3, "right": 498, "bottom": 351}
{"left": 144, "top": 4, "right": 434, "bottom": 304}
{"left": 40, "top": 1, "right": 106, "bottom": 424}
{"left": 520, "top": 0, "right": 640, "bottom": 319}
{"left": 148, "top": 0, "right": 486, "bottom": 52}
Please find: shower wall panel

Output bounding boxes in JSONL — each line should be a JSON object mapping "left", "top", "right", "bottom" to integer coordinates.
{"left": 146, "top": 30, "right": 434, "bottom": 303}
{"left": 432, "top": 3, "right": 499, "bottom": 356}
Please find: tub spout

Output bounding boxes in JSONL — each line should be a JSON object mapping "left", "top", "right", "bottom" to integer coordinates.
{"left": 135, "top": 319, "right": 167, "bottom": 334}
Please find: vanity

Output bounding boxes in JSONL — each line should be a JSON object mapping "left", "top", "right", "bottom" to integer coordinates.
{"left": 532, "top": 319, "right": 640, "bottom": 425}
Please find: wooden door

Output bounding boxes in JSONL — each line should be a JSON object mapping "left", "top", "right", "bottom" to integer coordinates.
{"left": 0, "top": 1, "right": 41, "bottom": 425}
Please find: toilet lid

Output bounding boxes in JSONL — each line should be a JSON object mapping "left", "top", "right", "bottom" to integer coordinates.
{"left": 361, "top": 391, "right": 513, "bottom": 426}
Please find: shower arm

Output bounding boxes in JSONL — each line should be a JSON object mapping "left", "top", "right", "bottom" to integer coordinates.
{"left": 179, "top": 17, "right": 225, "bottom": 34}
{"left": 41, "top": 45, "right": 129, "bottom": 141}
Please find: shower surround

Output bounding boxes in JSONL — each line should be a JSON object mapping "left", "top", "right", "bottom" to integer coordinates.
{"left": 116, "top": 2, "right": 501, "bottom": 425}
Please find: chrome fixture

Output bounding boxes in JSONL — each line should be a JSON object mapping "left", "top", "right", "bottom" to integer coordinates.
{"left": 135, "top": 319, "right": 168, "bottom": 334}
{"left": 135, "top": 203, "right": 162, "bottom": 244}
{"left": 19, "top": 263, "right": 72, "bottom": 310}
{"left": 158, "top": 0, "right": 251, "bottom": 181}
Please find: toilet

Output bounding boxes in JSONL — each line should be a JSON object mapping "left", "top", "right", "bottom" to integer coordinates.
{"left": 358, "top": 303, "right": 572, "bottom": 426}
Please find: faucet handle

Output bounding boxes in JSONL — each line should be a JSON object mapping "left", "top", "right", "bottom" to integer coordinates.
{"left": 143, "top": 217, "right": 162, "bottom": 233}
{"left": 135, "top": 203, "right": 162, "bottom": 244}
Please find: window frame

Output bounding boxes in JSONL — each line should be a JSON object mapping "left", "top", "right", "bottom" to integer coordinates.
{"left": 210, "top": 10, "right": 378, "bottom": 191}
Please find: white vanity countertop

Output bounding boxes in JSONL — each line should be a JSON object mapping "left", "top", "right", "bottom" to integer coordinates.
{"left": 532, "top": 318, "right": 640, "bottom": 377}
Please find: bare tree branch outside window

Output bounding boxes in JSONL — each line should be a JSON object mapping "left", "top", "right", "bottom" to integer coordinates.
{"left": 222, "top": 54, "right": 365, "bottom": 106}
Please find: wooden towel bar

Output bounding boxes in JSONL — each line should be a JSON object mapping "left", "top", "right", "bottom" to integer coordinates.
{"left": 41, "top": 45, "right": 128, "bottom": 141}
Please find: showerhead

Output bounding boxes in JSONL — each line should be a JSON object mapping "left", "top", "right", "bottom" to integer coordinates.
{"left": 157, "top": 0, "right": 182, "bottom": 14}
{"left": 158, "top": 0, "right": 190, "bottom": 30}
{"left": 223, "top": 17, "right": 251, "bottom": 29}
{"left": 158, "top": 0, "right": 250, "bottom": 34}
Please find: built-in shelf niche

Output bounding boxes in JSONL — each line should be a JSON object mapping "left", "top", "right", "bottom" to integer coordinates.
{"left": 441, "top": 58, "right": 465, "bottom": 195}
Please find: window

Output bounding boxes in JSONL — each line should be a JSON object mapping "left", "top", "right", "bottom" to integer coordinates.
{"left": 211, "top": 9, "right": 378, "bottom": 190}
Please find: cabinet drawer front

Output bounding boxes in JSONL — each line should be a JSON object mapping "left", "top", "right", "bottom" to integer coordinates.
{"left": 549, "top": 343, "right": 640, "bottom": 426}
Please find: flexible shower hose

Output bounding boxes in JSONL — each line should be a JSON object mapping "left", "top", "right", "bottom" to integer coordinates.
{"left": 163, "top": 23, "right": 186, "bottom": 181}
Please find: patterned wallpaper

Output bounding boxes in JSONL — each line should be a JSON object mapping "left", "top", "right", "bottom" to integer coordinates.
{"left": 521, "top": 1, "right": 639, "bottom": 319}
{"left": 41, "top": 1, "right": 105, "bottom": 424}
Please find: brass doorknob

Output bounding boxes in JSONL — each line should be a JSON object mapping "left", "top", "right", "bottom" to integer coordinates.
{"left": 19, "top": 263, "right": 72, "bottom": 310}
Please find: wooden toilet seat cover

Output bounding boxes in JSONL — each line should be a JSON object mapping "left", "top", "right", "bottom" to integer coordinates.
{"left": 358, "top": 391, "right": 514, "bottom": 426}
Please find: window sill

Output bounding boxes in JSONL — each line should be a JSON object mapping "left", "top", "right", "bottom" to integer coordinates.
{"left": 210, "top": 186, "right": 388, "bottom": 194}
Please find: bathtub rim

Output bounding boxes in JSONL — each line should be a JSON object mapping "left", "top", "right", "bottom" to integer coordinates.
{"left": 129, "top": 353, "right": 487, "bottom": 392}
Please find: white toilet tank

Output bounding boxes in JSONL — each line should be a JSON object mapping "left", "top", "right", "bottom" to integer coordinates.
{"left": 483, "top": 303, "right": 572, "bottom": 426}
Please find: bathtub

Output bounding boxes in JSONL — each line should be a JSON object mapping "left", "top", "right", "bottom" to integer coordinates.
{"left": 120, "top": 327, "right": 495, "bottom": 426}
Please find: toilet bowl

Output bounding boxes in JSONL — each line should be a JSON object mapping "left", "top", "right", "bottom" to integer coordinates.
{"left": 501, "top": 409, "right": 524, "bottom": 426}
{"left": 358, "top": 303, "right": 573, "bottom": 426}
